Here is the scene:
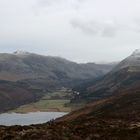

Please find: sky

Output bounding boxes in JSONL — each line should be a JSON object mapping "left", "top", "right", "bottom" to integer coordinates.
{"left": 0, "top": 0, "right": 140, "bottom": 63}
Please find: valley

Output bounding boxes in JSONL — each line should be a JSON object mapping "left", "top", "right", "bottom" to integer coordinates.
{"left": 0, "top": 52, "right": 115, "bottom": 113}
{"left": 1, "top": 0, "right": 139, "bottom": 139}
{"left": 10, "top": 87, "right": 86, "bottom": 113}
{"left": 1, "top": 50, "right": 140, "bottom": 139}
{"left": 11, "top": 89, "right": 73, "bottom": 113}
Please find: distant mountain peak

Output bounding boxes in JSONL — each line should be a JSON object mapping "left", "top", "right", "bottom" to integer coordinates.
{"left": 111, "top": 49, "right": 140, "bottom": 72}
{"left": 131, "top": 49, "right": 140, "bottom": 57}
{"left": 13, "top": 50, "right": 30, "bottom": 55}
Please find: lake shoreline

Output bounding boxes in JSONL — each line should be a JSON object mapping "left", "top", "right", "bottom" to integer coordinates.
{"left": 0, "top": 112, "right": 67, "bottom": 126}
{"left": 6, "top": 110, "right": 69, "bottom": 114}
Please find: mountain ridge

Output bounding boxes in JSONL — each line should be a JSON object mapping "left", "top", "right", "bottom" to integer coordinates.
{"left": 72, "top": 50, "right": 140, "bottom": 102}
{"left": 0, "top": 51, "right": 115, "bottom": 81}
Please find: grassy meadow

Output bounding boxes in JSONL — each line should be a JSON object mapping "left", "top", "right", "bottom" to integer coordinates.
{"left": 11, "top": 89, "right": 73, "bottom": 113}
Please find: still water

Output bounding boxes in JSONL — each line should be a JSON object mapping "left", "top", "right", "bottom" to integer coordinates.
{"left": 0, "top": 112, "right": 67, "bottom": 126}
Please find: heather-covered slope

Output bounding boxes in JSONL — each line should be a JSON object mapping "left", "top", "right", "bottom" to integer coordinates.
{"left": 0, "top": 80, "right": 44, "bottom": 112}
{"left": 61, "top": 85, "right": 140, "bottom": 122}
{"left": 0, "top": 84, "right": 140, "bottom": 140}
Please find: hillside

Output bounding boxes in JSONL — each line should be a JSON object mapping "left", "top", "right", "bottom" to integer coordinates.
{"left": 0, "top": 81, "right": 140, "bottom": 139}
{"left": 61, "top": 85, "right": 140, "bottom": 121}
{"left": 0, "top": 51, "right": 114, "bottom": 82}
{"left": 72, "top": 50, "right": 140, "bottom": 102}
{"left": 0, "top": 80, "right": 44, "bottom": 113}
{"left": 1, "top": 51, "right": 140, "bottom": 139}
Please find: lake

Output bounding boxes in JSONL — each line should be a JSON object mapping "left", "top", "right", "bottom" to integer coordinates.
{"left": 0, "top": 112, "right": 67, "bottom": 126}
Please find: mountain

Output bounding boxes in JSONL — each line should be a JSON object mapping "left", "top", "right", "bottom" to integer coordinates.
{"left": 0, "top": 51, "right": 116, "bottom": 112}
{"left": 72, "top": 49, "right": 140, "bottom": 102}
{"left": 1, "top": 51, "right": 140, "bottom": 139}
{"left": 112, "top": 49, "right": 140, "bottom": 72}
{"left": 0, "top": 51, "right": 115, "bottom": 86}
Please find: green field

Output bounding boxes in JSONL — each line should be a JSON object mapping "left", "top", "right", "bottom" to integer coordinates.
{"left": 12, "top": 90, "right": 73, "bottom": 113}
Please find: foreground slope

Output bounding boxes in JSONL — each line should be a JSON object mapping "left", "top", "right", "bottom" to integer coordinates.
{"left": 0, "top": 83, "right": 140, "bottom": 140}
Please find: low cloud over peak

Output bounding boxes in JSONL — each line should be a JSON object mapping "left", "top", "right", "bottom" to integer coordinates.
{"left": 0, "top": 0, "right": 140, "bottom": 62}
{"left": 71, "top": 19, "right": 119, "bottom": 37}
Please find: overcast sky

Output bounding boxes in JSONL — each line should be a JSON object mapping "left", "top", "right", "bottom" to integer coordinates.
{"left": 0, "top": 0, "right": 140, "bottom": 63}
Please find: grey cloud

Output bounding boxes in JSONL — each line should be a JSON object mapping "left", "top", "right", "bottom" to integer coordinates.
{"left": 71, "top": 19, "right": 118, "bottom": 37}
{"left": 36, "top": 0, "right": 60, "bottom": 7}
{"left": 102, "top": 25, "right": 118, "bottom": 37}
{"left": 36, "top": 0, "right": 86, "bottom": 8}
{"left": 135, "top": 19, "right": 140, "bottom": 25}
{"left": 1, "top": 0, "right": 140, "bottom": 63}
{"left": 133, "top": 18, "right": 140, "bottom": 32}
{"left": 71, "top": 20, "right": 99, "bottom": 35}
{"left": 117, "top": 18, "right": 140, "bottom": 33}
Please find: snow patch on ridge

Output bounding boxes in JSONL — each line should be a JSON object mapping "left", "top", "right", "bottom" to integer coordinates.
{"left": 132, "top": 49, "right": 140, "bottom": 57}
{"left": 13, "top": 50, "right": 30, "bottom": 55}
